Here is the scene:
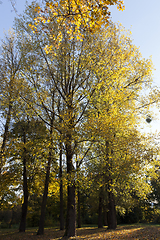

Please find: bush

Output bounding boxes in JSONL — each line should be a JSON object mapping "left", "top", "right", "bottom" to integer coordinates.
{"left": 0, "top": 220, "right": 9, "bottom": 229}
{"left": 27, "top": 212, "right": 40, "bottom": 227}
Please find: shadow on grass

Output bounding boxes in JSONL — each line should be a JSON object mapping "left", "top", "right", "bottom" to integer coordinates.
{"left": 0, "top": 224, "right": 160, "bottom": 239}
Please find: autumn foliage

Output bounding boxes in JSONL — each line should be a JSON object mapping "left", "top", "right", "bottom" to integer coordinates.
{"left": 30, "top": 0, "right": 124, "bottom": 45}
{"left": 0, "top": 0, "right": 160, "bottom": 239}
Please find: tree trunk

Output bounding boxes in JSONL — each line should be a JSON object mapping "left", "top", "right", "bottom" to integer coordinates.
{"left": 107, "top": 189, "right": 117, "bottom": 229}
{"left": 103, "top": 203, "right": 108, "bottom": 226}
{"left": 64, "top": 133, "right": 76, "bottom": 237}
{"left": 60, "top": 180, "right": 64, "bottom": 230}
{"left": 59, "top": 143, "right": 64, "bottom": 230}
{"left": 105, "top": 141, "right": 117, "bottom": 230}
{"left": 77, "top": 187, "right": 81, "bottom": 228}
{"left": 98, "top": 187, "right": 103, "bottom": 228}
{"left": 19, "top": 131, "right": 29, "bottom": 232}
{"left": 0, "top": 102, "right": 12, "bottom": 173}
{"left": 37, "top": 157, "right": 51, "bottom": 235}
{"left": 37, "top": 124, "right": 53, "bottom": 235}
{"left": 65, "top": 183, "right": 76, "bottom": 237}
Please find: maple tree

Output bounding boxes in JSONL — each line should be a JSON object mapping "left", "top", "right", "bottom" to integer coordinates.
{"left": 81, "top": 22, "right": 158, "bottom": 229}
{"left": 86, "top": 131, "right": 157, "bottom": 227}
{"left": 30, "top": 0, "right": 125, "bottom": 46}
{"left": 14, "top": 3, "right": 120, "bottom": 236}
{"left": 14, "top": 1, "right": 124, "bottom": 235}
{"left": 1, "top": 0, "right": 160, "bottom": 237}
{"left": 14, "top": 8, "right": 60, "bottom": 233}
{"left": 14, "top": 0, "right": 159, "bottom": 234}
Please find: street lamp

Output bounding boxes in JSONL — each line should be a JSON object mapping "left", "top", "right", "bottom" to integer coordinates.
{"left": 146, "top": 116, "right": 152, "bottom": 123}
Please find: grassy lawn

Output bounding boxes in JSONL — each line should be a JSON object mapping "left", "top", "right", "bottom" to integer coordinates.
{"left": 0, "top": 224, "right": 160, "bottom": 239}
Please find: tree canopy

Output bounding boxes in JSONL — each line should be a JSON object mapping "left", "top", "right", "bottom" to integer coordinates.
{"left": 0, "top": 0, "right": 160, "bottom": 238}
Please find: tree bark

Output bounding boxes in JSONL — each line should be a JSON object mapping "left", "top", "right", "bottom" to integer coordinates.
{"left": 107, "top": 189, "right": 117, "bottom": 229}
{"left": 37, "top": 157, "right": 51, "bottom": 235}
{"left": 98, "top": 187, "right": 103, "bottom": 228}
{"left": 64, "top": 133, "right": 76, "bottom": 237}
{"left": 105, "top": 141, "right": 117, "bottom": 230}
{"left": 60, "top": 179, "right": 64, "bottom": 230}
{"left": 65, "top": 182, "right": 76, "bottom": 237}
{"left": 59, "top": 142, "right": 64, "bottom": 230}
{"left": 77, "top": 187, "right": 81, "bottom": 228}
{"left": 103, "top": 203, "right": 108, "bottom": 226}
{"left": 19, "top": 130, "right": 29, "bottom": 232}
{"left": 0, "top": 102, "right": 12, "bottom": 174}
{"left": 37, "top": 123, "right": 53, "bottom": 235}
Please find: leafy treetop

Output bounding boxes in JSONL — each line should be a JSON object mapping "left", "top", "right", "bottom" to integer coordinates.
{"left": 29, "top": 0, "right": 125, "bottom": 46}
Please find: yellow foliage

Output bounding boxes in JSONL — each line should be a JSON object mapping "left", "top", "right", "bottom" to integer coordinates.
{"left": 29, "top": 0, "right": 125, "bottom": 51}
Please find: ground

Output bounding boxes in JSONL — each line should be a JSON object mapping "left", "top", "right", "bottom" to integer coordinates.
{"left": 0, "top": 224, "right": 160, "bottom": 239}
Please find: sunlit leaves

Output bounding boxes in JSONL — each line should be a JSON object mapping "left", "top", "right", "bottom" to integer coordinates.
{"left": 29, "top": 0, "right": 125, "bottom": 50}
{"left": 2, "top": 1, "right": 159, "bottom": 232}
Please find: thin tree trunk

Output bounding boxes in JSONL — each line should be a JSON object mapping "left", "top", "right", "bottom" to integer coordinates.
{"left": 19, "top": 130, "right": 29, "bottom": 232}
{"left": 0, "top": 102, "right": 12, "bottom": 173}
{"left": 37, "top": 123, "right": 53, "bottom": 235}
{"left": 76, "top": 156, "right": 81, "bottom": 229}
{"left": 98, "top": 187, "right": 103, "bottom": 228}
{"left": 64, "top": 133, "right": 76, "bottom": 237}
{"left": 60, "top": 179, "right": 64, "bottom": 230}
{"left": 59, "top": 142, "right": 64, "bottom": 230}
{"left": 77, "top": 186, "right": 81, "bottom": 228}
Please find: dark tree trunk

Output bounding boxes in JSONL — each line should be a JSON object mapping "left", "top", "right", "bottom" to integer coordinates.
{"left": 77, "top": 187, "right": 81, "bottom": 228}
{"left": 37, "top": 150, "right": 52, "bottom": 235}
{"left": 64, "top": 133, "right": 76, "bottom": 237}
{"left": 37, "top": 156, "right": 51, "bottom": 235}
{"left": 19, "top": 131, "right": 29, "bottom": 232}
{"left": 103, "top": 204, "right": 108, "bottom": 226}
{"left": 59, "top": 143, "right": 64, "bottom": 230}
{"left": 98, "top": 187, "right": 103, "bottom": 228}
{"left": 107, "top": 189, "right": 117, "bottom": 229}
{"left": 0, "top": 102, "right": 12, "bottom": 173}
{"left": 65, "top": 182, "right": 76, "bottom": 237}
{"left": 37, "top": 124, "right": 53, "bottom": 235}
{"left": 105, "top": 141, "right": 117, "bottom": 230}
{"left": 60, "top": 180, "right": 64, "bottom": 230}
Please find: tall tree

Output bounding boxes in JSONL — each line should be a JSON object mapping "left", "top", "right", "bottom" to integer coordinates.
{"left": 0, "top": 32, "right": 22, "bottom": 174}
{"left": 0, "top": 32, "right": 24, "bottom": 211}
{"left": 14, "top": 3, "right": 158, "bottom": 236}
{"left": 14, "top": 3, "right": 114, "bottom": 236}
{"left": 8, "top": 118, "right": 48, "bottom": 232}
{"left": 84, "top": 23, "right": 156, "bottom": 229}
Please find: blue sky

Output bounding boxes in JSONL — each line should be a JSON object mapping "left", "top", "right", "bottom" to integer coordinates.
{"left": 110, "top": 0, "right": 160, "bottom": 134}
{"left": 110, "top": 0, "right": 160, "bottom": 88}
{"left": 0, "top": 0, "right": 160, "bottom": 133}
{"left": 0, "top": 1, "right": 31, "bottom": 36}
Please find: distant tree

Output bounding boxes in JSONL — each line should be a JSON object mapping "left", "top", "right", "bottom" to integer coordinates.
{"left": 7, "top": 118, "right": 48, "bottom": 232}
{"left": 0, "top": 32, "right": 22, "bottom": 174}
